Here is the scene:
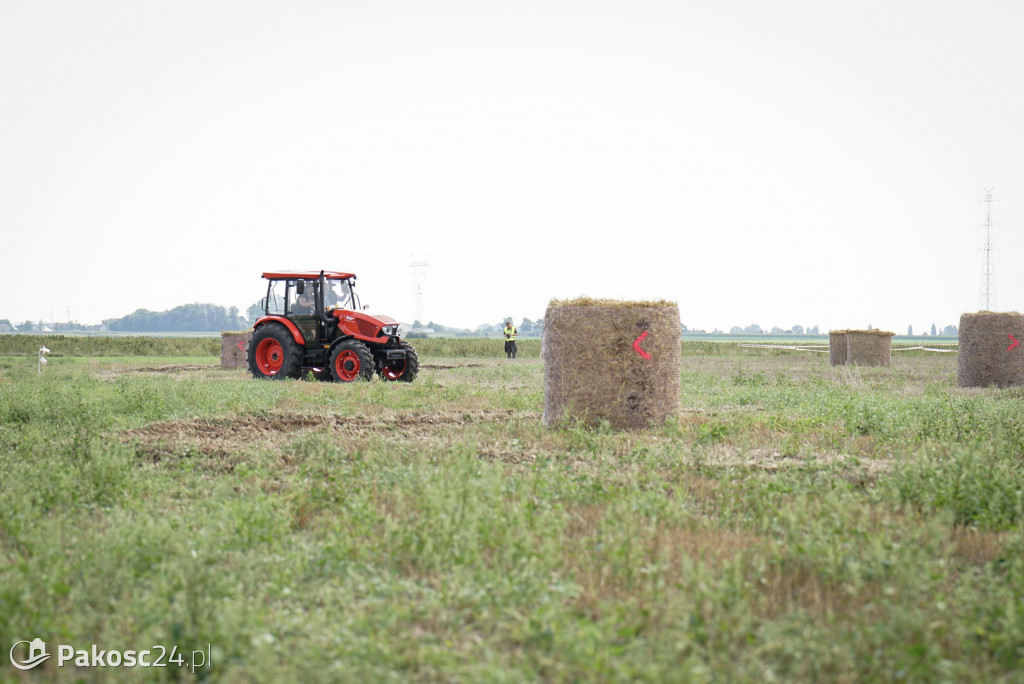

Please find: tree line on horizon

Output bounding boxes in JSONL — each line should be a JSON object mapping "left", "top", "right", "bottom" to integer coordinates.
{"left": 721, "top": 323, "right": 958, "bottom": 336}
{"left": 103, "top": 304, "right": 247, "bottom": 332}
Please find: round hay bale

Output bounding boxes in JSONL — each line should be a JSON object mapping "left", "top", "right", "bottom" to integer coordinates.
{"left": 542, "top": 298, "right": 681, "bottom": 430}
{"left": 845, "top": 329, "right": 893, "bottom": 367}
{"left": 221, "top": 330, "right": 252, "bottom": 369}
{"left": 957, "top": 311, "right": 1024, "bottom": 388}
{"left": 829, "top": 330, "right": 848, "bottom": 366}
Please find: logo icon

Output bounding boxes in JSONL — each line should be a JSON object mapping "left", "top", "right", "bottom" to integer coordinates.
{"left": 10, "top": 638, "right": 51, "bottom": 670}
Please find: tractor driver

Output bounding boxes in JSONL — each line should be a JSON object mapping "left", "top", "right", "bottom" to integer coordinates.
{"left": 293, "top": 283, "right": 315, "bottom": 314}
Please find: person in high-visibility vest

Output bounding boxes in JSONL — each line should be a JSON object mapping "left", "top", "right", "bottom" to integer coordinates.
{"left": 503, "top": 319, "right": 518, "bottom": 359}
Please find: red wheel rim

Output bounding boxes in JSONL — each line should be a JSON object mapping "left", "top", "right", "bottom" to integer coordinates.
{"left": 380, "top": 361, "right": 406, "bottom": 380}
{"left": 255, "top": 338, "right": 284, "bottom": 375}
{"left": 334, "top": 350, "right": 361, "bottom": 381}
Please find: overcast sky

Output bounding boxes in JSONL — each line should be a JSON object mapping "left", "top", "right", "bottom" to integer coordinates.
{"left": 2, "top": 1, "right": 1022, "bottom": 333}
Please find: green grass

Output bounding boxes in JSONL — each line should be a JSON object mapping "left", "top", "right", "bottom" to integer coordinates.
{"left": 407, "top": 337, "right": 542, "bottom": 358}
{"left": 0, "top": 334, "right": 219, "bottom": 357}
{"left": 4, "top": 334, "right": 957, "bottom": 361}
{"left": 1, "top": 350, "right": 1023, "bottom": 682}
{"left": 4, "top": 335, "right": 537, "bottom": 359}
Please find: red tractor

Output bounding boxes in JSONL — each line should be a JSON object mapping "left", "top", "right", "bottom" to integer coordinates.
{"left": 246, "top": 270, "right": 418, "bottom": 383}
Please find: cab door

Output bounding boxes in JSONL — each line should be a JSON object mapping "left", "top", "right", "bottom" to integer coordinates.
{"left": 287, "top": 279, "right": 320, "bottom": 345}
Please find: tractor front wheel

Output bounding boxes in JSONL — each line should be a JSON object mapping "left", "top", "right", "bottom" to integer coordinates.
{"left": 378, "top": 341, "right": 419, "bottom": 382}
{"left": 247, "top": 323, "right": 303, "bottom": 379}
{"left": 330, "top": 340, "right": 374, "bottom": 382}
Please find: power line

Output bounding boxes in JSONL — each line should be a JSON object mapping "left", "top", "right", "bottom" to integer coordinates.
{"left": 981, "top": 189, "right": 997, "bottom": 310}
{"left": 409, "top": 257, "right": 430, "bottom": 326}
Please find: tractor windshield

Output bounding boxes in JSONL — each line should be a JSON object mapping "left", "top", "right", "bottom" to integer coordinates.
{"left": 324, "top": 278, "right": 358, "bottom": 311}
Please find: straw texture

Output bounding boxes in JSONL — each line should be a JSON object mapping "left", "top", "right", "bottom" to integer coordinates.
{"left": 829, "top": 329, "right": 893, "bottom": 366}
{"left": 221, "top": 331, "right": 251, "bottom": 369}
{"left": 829, "top": 330, "right": 848, "bottom": 366}
{"left": 542, "top": 298, "right": 681, "bottom": 429}
{"left": 957, "top": 311, "right": 1024, "bottom": 388}
{"left": 846, "top": 330, "right": 894, "bottom": 367}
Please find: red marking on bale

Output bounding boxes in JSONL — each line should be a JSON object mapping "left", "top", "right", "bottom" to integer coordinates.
{"left": 632, "top": 331, "right": 651, "bottom": 360}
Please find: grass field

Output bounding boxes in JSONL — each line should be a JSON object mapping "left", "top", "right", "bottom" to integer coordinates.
{"left": 1, "top": 343, "right": 1022, "bottom": 682}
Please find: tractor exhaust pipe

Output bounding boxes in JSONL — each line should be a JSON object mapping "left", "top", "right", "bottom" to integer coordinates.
{"left": 316, "top": 269, "right": 338, "bottom": 339}
{"left": 316, "top": 269, "right": 329, "bottom": 325}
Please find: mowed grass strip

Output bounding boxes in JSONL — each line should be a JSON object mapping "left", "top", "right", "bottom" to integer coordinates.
{"left": 1, "top": 348, "right": 1023, "bottom": 682}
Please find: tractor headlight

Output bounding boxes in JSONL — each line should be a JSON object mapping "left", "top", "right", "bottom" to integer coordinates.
{"left": 381, "top": 325, "right": 396, "bottom": 336}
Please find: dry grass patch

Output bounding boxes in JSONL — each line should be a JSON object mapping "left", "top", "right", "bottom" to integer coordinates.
{"left": 562, "top": 505, "right": 763, "bottom": 620}
{"left": 750, "top": 555, "right": 891, "bottom": 623}
{"left": 121, "top": 408, "right": 520, "bottom": 468}
{"left": 948, "top": 526, "right": 1012, "bottom": 565}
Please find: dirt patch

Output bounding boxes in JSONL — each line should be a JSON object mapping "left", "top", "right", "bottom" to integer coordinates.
{"left": 121, "top": 408, "right": 520, "bottom": 467}
{"left": 95, "top": 364, "right": 217, "bottom": 380}
{"left": 130, "top": 364, "right": 213, "bottom": 374}
{"left": 698, "top": 443, "right": 895, "bottom": 482}
{"left": 421, "top": 363, "right": 484, "bottom": 370}
{"left": 476, "top": 443, "right": 540, "bottom": 465}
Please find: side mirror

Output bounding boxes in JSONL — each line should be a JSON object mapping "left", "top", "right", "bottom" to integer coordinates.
{"left": 295, "top": 280, "right": 305, "bottom": 295}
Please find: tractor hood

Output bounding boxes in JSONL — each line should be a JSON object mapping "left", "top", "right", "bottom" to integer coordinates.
{"left": 331, "top": 309, "right": 400, "bottom": 341}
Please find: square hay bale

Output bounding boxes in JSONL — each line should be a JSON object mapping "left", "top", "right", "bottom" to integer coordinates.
{"left": 829, "top": 330, "right": 848, "bottom": 366}
{"left": 845, "top": 329, "right": 894, "bottom": 367}
{"left": 957, "top": 311, "right": 1024, "bottom": 388}
{"left": 221, "top": 331, "right": 252, "bottom": 369}
{"left": 542, "top": 298, "right": 681, "bottom": 430}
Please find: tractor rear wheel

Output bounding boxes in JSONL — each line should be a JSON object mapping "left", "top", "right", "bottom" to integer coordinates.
{"left": 378, "top": 341, "right": 419, "bottom": 382}
{"left": 330, "top": 340, "right": 374, "bottom": 382}
{"left": 247, "top": 323, "right": 302, "bottom": 379}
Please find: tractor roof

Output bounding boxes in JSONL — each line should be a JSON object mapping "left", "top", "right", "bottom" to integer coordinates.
{"left": 262, "top": 270, "right": 355, "bottom": 280}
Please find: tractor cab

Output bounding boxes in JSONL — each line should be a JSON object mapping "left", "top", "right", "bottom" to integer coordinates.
{"left": 247, "top": 270, "right": 418, "bottom": 383}
{"left": 262, "top": 273, "right": 358, "bottom": 345}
